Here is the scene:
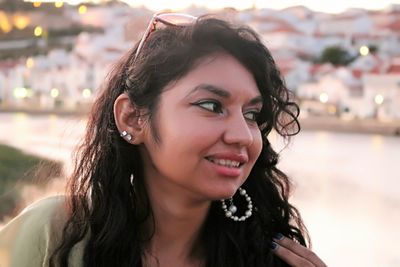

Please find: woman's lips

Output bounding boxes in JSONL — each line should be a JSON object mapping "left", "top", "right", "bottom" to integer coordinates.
{"left": 205, "top": 157, "right": 243, "bottom": 177}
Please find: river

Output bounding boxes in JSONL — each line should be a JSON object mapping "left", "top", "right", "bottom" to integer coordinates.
{"left": 0, "top": 112, "right": 399, "bottom": 267}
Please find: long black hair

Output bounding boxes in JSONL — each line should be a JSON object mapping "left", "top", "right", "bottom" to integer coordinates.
{"left": 50, "top": 15, "right": 307, "bottom": 267}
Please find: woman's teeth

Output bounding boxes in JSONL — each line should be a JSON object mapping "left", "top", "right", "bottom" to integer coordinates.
{"left": 208, "top": 158, "right": 240, "bottom": 168}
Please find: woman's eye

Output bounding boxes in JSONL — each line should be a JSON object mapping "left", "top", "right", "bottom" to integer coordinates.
{"left": 244, "top": 111, "right": 259, "bottom": 122}
{"left": 196, "top": 101, "right": 223, "bottom": 114}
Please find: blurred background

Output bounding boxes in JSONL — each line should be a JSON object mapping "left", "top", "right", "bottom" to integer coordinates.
{"left": 0, "top": 0, "right": 399, "bottom": 266}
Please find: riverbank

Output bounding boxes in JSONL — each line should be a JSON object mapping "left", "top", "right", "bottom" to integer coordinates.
{"left": 1, "top": 108, "right": 400, "bottom": 136}
{"left": 0, "top": 144, "right": 63, "bottom": 223}
{"left": 0, "top": 107, "right": 89, "bottom": 117}
{"left": 300, "top": 116, "right": 400, "bottom": 136}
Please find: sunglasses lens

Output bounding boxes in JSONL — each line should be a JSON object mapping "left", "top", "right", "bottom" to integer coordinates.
{"left": 157, "top": 13, "right": 197, "bottom": 26}
{"left": 134, "top": 13, "right": 197, "bottom": 61}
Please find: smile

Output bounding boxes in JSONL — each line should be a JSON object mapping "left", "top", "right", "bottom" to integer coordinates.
{"left": 206, "top": 157, "right": 242, "bottom": 168}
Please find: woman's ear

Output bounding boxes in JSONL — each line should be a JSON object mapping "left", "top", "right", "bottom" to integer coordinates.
{"left": 113, "top": 93, "right": 146, "bottom": 144}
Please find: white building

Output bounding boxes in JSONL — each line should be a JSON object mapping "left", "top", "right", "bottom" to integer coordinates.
{"left": 297, "top": 67, "right": 368, "bottom": 118}
{"left": 298, "top": 75, "right": 350, "bottom": 104}
{"left": 363, "top": 73, "right": 400, "bottom": 120}
{"left": 318, "top": 13, "right": 373, "bottom": 36}
{"left": 0, "top": 61, "right": 20, "bottom": 105}
{"left": 0, "top": 41, "right": 123, "bottom": 110}
{"left": 275, "top": 58, "right": 311, "bottom": 92}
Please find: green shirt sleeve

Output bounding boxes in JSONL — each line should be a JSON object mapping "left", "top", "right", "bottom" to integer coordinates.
{"left": 0, "top": 196, "right": 77, "bottom": 267}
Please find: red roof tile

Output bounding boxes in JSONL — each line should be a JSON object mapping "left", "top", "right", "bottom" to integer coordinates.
{"left": 351, "top": 69, "right": 363, "bottom": 79}
{"left": 387, "top": 65, "right": 400, "bottom": 73}
{"left": 0, "top": 60, "right": 19, "bottom": 70}
{"left": 387, "top": 19, "right": 400, "bottom": 31}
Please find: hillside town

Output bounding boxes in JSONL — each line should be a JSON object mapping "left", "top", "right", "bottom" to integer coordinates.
{"left": 0, "top": 1, "right": 400, "bottom": 123}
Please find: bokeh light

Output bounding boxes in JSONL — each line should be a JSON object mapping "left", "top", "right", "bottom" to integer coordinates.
{"left": 374, "top": 94, "right": 384, "bottom": 105}
{"left": 82, "top": 88, "right": 92, "bottom": 98}
{"left": 0, "top": 12, "right": 12, "bottom": 33}
{"left": 55, "top": 1, "right": 64, "bottom": 8}
{"left": 360, "top": 46, "right": 370, "bottom": 56}
{"left": 13, "top": 15, "right": 30, "bottom": 30}
{"left": 319, "top": 93, "right": 329, "bottom": 103}
{"left": 78, "top": 5, "right": 88, "bottom": 14}
{"left": 50, "top": 88, "right": 60, "bottom": 98}
{"left": 26, "top": 57, "right": 34, "bottom": 69}
{"left": 13, "top": 87, "right": 29, "bottom": 99}
{"left": 34, "top": 26, "right": 43, "bottom": 36}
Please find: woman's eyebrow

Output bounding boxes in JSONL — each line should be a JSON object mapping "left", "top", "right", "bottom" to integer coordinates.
{"left": 187, "top": 83, "right": 263, "bottom": 105}
{"left": 248, "top": 95, "right": 263, "bottom": 106}
{"left": 188, "top": 83, "right": 230, "bottom": 98}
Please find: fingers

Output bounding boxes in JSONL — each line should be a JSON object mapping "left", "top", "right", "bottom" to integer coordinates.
{"left": 272, "top": 234, "right": 327, "bottom": 267}
{"left": 272, "top": 242, "right": 315, "bottom": 267}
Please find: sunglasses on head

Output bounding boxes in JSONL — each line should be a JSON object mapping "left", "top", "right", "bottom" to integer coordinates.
{"left": 134, "top": 13, "right": 198, "bottom": 61}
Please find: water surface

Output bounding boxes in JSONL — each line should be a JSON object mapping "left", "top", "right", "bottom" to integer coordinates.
{"left": 0, "top": 113, "right": 399, "bottom": 267}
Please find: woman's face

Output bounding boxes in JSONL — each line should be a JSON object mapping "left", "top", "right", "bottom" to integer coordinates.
{"left": 140, "top": 53, "right": 263, "bottom": 202}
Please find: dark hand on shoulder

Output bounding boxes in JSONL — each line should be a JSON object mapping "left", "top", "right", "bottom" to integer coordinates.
{"left": 272, "top": 234, "right": 328, "bottom": 267}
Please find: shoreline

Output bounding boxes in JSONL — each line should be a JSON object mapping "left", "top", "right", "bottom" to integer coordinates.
{"left": 0, "top": 107, "right": 89, "bottom": 117}
{"left": 300, "top": 116, "right": 400, "bottom": 136}
{"left": 1, "top": 108, "right": 400, "bottom": 136}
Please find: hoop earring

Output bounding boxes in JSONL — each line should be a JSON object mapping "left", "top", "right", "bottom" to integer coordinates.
{"left": 120, "top": 130, "right": 133, "bottom": 141}
{"left": 221, "top": 187, "right": 253, "bottom": 222}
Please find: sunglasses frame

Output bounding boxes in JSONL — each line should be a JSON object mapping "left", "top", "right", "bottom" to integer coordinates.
{"left": 134, "top": 13, "right": 198, "bottom": 61}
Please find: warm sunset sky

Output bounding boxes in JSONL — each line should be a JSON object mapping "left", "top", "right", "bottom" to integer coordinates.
{"left": 28, "top": 0, "right": 400, "bottom": 13}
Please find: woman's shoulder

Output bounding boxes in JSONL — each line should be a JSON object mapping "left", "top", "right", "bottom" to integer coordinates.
{"left": 17, "top": 195, "right": 68, "bottom": 220}
{"left": 0, "top": 194, "right": 68, "bottom": 232}
{"left": 0, "top": 195, "right": 70, "bottom": 267}
{"left": 2, "top": 195, "right": 69, "bottom": 234}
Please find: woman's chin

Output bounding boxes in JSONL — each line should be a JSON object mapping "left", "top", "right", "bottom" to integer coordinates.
{"left": 206, "top": 188, "right": 239, "bottom": 201}
{"left": 191, "top": 182, "right": 243, "bottom": 202}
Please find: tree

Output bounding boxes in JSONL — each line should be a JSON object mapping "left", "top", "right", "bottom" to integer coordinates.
{"left": 319, "top": 46, "right": 354, "bottom": 66}
{"left": 0, "top": 0, "right": 33, "bottom": 12}
{"left": 0, "top": 144, "right": 62, "bottom": 221}
{"left": 368, "top": 44, "right": 378, "bottom": 54}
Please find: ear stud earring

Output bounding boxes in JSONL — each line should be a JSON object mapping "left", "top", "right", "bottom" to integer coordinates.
{"left": 120, "top": 130, "right": 133, "bottom": 141}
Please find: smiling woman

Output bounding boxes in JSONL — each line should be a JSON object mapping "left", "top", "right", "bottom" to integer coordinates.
{"left": 120, "top": 54, "right": 264, "bottom": 202}
{"left": 0, "top": 13, "right": 326, "bottom": 267}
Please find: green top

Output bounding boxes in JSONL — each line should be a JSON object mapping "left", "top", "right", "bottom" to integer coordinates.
{"left": 0, "top": 196, "right": 86, "bottom": 267}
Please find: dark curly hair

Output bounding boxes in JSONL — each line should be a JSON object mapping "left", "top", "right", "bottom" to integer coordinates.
{"left": 50, "top": 15, "right": 307, "bottom": 267}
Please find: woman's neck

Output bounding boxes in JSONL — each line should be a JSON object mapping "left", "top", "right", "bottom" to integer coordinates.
{"left": 144, "top": 182, "right": 210, "bottom": 267}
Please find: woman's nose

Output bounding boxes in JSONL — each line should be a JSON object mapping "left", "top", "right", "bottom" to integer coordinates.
{"left": 222, "top": 113, "right": 254, "bottom": 147}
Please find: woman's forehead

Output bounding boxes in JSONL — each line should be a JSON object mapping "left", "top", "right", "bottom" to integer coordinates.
{"left": 165, "top": 53, "right": 260, "bottom": 97}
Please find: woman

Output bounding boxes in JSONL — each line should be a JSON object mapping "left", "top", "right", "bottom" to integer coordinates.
{"left": 0, "top": 14, "right": 326, "bottom": 267}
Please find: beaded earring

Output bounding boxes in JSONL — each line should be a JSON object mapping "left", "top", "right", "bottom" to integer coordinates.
{"left": 220, "top": 187, "right": 253, "bottom": 222}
